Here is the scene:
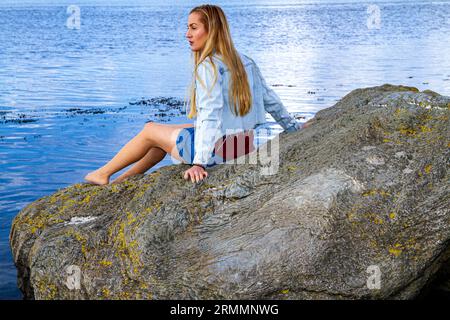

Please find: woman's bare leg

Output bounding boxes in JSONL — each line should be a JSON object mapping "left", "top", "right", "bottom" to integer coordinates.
{"left": 84, "top": 122, "right": 193, "bottom": 185}
{"left": 111, "top": 147, "right": 166, "bottom": 184}
{"left": 84, "top": 128, "right": 154, "bottom": 185}
{"left": 112, "top": 122, "right": 194, "bottom": 184}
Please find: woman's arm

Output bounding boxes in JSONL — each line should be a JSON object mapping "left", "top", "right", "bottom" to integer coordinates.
{"left": 253, "top": 63, "right": 302, "bottom": 132}
{"left": 192, "top": 58, "right": 224, "bottom": 166}
{"left": 184, "top": 59, "right": 223, "bottom": 183}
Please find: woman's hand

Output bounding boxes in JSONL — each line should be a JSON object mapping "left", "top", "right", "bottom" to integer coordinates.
{"left": 302, "top": 119, "right": 314, "bottom": 129}
{"left": 183, "top": 165, "right": 208, "bottom": 183}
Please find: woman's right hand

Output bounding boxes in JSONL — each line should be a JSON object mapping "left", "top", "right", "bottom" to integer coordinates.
{"left": 183, "top": 165, "right": 208, "bottom": 183}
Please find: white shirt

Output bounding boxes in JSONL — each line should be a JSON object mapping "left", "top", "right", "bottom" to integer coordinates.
{"left": 193, "top": 52, "right": 301, "bottom": 166}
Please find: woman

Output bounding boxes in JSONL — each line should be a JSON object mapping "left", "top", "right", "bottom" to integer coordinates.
{"left": 84, "top": 4, "right": 307, "bottom": 186}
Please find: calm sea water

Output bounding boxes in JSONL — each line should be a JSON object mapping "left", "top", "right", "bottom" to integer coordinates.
{"left": 1, "top": 1, "right": 449, "bottom": 299}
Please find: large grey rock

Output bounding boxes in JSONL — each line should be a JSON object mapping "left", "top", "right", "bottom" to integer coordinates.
{"left": 10, "top": 84, "right": 450, "bottom": 299}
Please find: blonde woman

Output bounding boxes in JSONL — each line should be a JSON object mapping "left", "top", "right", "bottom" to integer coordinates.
{"left": 84, "top": 4, "right": 306, "bottom": 186}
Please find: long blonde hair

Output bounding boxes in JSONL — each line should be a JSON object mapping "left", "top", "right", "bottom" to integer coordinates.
{"left": 186, "top": 4, "right": 252, "bottom": 119}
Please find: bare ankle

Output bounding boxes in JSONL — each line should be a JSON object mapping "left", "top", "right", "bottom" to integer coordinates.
{"left": 97, "top": 167, "right": 112, "bottom": 178}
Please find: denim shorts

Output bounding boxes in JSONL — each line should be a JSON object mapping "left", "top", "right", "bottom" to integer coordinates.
{"left": 175, "top": 127, "right": 220, "bottom": 168}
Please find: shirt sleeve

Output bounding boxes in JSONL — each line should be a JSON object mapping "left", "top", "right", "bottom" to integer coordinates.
{"left": 193, "top": 59, "right": 224, "bottom": 166}
{"left": 253, "top": 63, "right": 302, "bottom": 132}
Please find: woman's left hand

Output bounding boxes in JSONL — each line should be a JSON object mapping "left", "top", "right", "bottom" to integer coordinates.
{"left": 183, "top": 165, "right": 208, "bottom": 183}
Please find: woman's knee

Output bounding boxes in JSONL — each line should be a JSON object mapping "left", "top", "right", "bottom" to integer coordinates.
{"left": 144, "top": 121, "right": 156, "bottom": 129}
{"left": 141, "top": 122, "right": 156, "bottom": 140}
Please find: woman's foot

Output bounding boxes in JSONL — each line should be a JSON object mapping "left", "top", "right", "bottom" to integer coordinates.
{"left": 84, "top": 169, "right": 110, "bottom": 185}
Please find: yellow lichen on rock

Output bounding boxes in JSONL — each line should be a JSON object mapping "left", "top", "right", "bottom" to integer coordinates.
{"left": 99, "top": 260, "right": 112, "bottom": 267}
{"left": 419, "top": 125, "right": 433, "bottom": 133}
{"left": 102, "top": 287, "right": 110, "bottom": 298}
{"left": 388, "top": 243, "right": 403, "bottom": 257}
{"left": 18, "top": 210, "right": 64, "bottom": 234}
{"left": 35, "top": 278, "right": 58, "bottom": 300}
{"left": 362, "top": 189, "right": 391, "bottom": 197}
{"left": 66, "top": 228, "right": 88, "bottom": 256}
{"left": 398, "top": 125, "right": 416, "bottom": 136}
{"left": 373, "top": 217, "right": 384, "bottom": 225}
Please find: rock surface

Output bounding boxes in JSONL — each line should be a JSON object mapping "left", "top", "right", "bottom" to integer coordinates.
{"left": 10, "top": 84, "right": 450, "bottom": 299}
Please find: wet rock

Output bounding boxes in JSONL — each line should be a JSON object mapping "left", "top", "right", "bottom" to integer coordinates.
{"left": 10, "top": 84, "right": 450, "bottom": 299}
{"left": 129, "top": 97, "right": 184, "bottom": 109}
{"left": 63, "top": 106, "right": 128, "bottom": 115}
{"left": 129, "top": 97, "right": 187, "bottom": 121}
{"left": 0, "top": 112, "right": 38, "bottom": 124}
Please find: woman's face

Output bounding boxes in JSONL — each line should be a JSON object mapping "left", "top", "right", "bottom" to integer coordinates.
{"left": 186, "top": 12, "right": 208, "bottom": 52}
